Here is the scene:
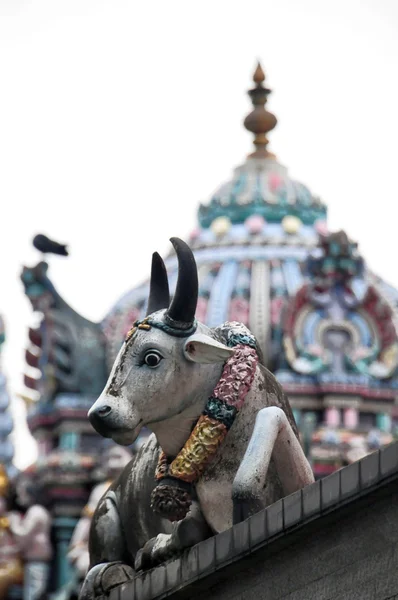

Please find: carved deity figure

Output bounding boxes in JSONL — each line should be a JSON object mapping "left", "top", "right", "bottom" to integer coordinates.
{"left": 68, "top": 446, "right": 132, "bottom": 579}
{"left": 8, "top": 471, "right": 52, "bottom": 600}
{"left": 284, "top": 230, "right": 398, "bottom": 379}
{"left": 0, "top": 466, "right": 23, "bottom": 599}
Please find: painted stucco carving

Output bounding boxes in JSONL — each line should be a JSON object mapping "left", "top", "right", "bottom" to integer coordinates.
{"left": 21, "top": 261, "right": 108, "bottom": 402}
{"left": 80, "top": 238, "right": 314, "bottom": 600}
{"left": 0, "top": 320, "right": 15, "bottom": 476}
{"left": 0, "top": 466, "right": 23, "bottom": 599}
{"left": 8, "top": 470, "right": 53, "bottom": 600}
{"left": 283, "top": 231, "right": 398, "bottom": 382}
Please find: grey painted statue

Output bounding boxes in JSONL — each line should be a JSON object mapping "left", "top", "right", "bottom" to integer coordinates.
{"left": 68, "top": 446, "right": 132, "bottom": 579}
{"left": 80, "top": 238, "right": 314, "bottom": 599}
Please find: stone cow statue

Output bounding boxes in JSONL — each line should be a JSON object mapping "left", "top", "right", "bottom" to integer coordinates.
{"left": 81, "top": 238, "right": 314, "bottom": 599}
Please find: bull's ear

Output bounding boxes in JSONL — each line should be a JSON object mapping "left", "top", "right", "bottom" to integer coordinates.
{"left": 183, "top": 334, "right": 234, "bottom": 364}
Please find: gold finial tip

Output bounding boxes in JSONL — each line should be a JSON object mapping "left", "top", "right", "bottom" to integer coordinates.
{"left": 244, "top": 60, "right": 277, "bottom": 159}
{"left": 253, "top": 62, "right": 265, "bottom": 85}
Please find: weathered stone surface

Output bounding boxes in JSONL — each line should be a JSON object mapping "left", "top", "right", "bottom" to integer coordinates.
{"left": 266, "top": 498, "right": 284, "bottom": 538}
{"left": 380, "top": 443, "right": 398, "bottom": 478}
{"left": 110, "top": 444, "right": 398, "bottom": 600}
{"left": 232, "top": 520, "right": 250, "bottom": 556}
{"left": 321, "top": 470, "right": 340, "bottom": 510}
{"left": 340, "top": 461, "right": 360, "bottom": 500}
{"left": 197, "top": 536, "right": 215, "bottom": 576}
{"left": 215, "top": 528, "right": 234, "bottom": 567}
{"left": 102, "top": 565, "right": 135, "bottom": 594}
{"left": 180, "top": 544, "right": 199, "bottom": 584}
{"left": 283, "top": 489, "right": 302, "bottom": 529}
{"left": 302, "top": 479, "right": 320, "bottom": 519}
{"left": 149, "top": 565, "right": 166, "bottom": 598}
{"left": 134, "top": 571, "right": 152, "bottom": 600}
{"left": 248, "top": 508, "right": 267, "bottom": 550}
{"left": 360, "top": 450, "right": 380, "bottom": 489}
{"left": 108, "top": 585, "right": 120, "bottom": 600}
{"left": 118, "top": 581, "right": 134, "bottom": 600}
{"left": 164, "top": 559, "right": 181, "bottom": 593}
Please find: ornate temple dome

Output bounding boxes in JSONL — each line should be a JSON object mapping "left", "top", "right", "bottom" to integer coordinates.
{"left": 102, "top": 64, "right": 398, "bottom": 464}
{"left": 103, "top": 63, "right": 329, "bottom": 366}
{"left": 99, "top": 61, "right": 398, "bottom": 480}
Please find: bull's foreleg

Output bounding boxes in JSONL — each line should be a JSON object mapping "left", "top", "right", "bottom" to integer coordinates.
{"left": 79, "top": 493, "right": 134, "bottom": 600}
{"left": 135, "top": 501, "right": 212, "bottom": 571}
{"left": 232, "top": 406, "right": 314, "bottom": 523}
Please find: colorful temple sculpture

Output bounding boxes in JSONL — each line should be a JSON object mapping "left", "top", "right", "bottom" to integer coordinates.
{"left": 18, "top": 62, "right": 398, "bottom": 594}
{"left": 19, "top": 251, "right": 137, "bottom": 593}
{"left": 282, "top": 230, "right": 397, "bottom": 475}
{"left": 0, "top": 317, "right": 16, "bottom": 480}
{"left": 8, "top": 469, "right": 53, "bottom": 600}
{"left": 0, "top": 466, "right": 24, "bottom": 600}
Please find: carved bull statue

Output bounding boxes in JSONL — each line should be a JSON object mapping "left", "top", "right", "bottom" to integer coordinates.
{"left": 81, "top": 238, "right": 314, "bottom": 599}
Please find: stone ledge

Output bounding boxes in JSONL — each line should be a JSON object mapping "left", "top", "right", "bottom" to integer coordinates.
{"left": 113, "top": 441, "right": 398, "bottom": 600}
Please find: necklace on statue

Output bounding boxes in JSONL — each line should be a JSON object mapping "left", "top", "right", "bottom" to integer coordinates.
{"left": 149, "top": 324, "right": 259, "bottom": 522}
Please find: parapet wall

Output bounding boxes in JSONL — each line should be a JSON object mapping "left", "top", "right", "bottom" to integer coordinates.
{"left": 110, "top": 442, "right": 398, "bottom": 600}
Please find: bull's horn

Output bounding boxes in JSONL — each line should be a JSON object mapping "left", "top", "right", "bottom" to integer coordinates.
{"left": 146, "top": 252, "right": 170, "bottom": 316}
{"left": 165, "top": 237, "right": 198, "bottom": 329}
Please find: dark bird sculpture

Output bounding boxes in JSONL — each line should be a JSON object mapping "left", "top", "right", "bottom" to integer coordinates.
{"left": 33, "top": 234, "right": 69, "bottom": 257}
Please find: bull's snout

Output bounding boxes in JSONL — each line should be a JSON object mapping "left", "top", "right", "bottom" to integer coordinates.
{"left": 95, "top": 405, "right": 112, "bottom": 418}
{"left": 88, "top": 403, "right": 113, "bottom": 437}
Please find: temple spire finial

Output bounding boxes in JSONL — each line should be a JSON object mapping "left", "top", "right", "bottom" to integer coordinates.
{"left": 244, "top": 61, "right": 277, "bottom": 159}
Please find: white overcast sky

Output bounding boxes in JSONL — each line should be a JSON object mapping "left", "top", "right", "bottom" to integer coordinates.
{"left": 0, "top": 0, "right": 397, "bottom": 469}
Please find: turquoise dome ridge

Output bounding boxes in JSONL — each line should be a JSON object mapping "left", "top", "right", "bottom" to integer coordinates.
{"left": 199, "top": 62, "right": 326, "bottom": 228}
{"left": 198, "top": 157, "right": 327, "bottom": 228}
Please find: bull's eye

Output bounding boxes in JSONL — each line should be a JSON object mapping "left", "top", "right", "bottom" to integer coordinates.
{"left": 144, "top": 351, "right": 162, "bottom": 368}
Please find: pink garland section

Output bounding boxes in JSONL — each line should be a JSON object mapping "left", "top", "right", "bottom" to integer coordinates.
{"left": 212, "top": 344, "right": 258, "bottom": 410}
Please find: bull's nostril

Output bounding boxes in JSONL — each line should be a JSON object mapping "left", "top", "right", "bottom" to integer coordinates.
{"left": 97, "top": 405, "right": 112, "bottom": 418}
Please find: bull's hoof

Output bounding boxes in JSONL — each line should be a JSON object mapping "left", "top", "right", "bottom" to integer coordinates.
{"left": 80, "top": 562, "right": 135, "bottom": 600}
{"left": 134, "top": 538, "right": 158, "bottom": 572}
{"left": 99, "top": 563, "right": 135, "bottom": 593}
{"left": 135, "top": 534, "right": 177, "bottom": 571}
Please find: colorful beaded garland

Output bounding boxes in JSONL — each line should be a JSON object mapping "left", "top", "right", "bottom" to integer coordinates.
{"left": 151, "top": 325, "right": 258, "bottom": 522}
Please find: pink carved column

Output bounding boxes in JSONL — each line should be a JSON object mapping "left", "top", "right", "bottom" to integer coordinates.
{"left": 344, "top": 407, "right": 358, "bottom": 430}
{"left": 325, "top": 407, "right": 340, "bottom": 428}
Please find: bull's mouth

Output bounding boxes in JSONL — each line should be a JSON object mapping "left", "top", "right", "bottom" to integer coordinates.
{"left": 109, "top": 420, "right": 143, "bottom": 446}
{"left": 88, "top": 402, "right": 143, "bottom": 443}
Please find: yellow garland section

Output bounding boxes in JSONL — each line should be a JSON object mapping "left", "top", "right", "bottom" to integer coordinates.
{"left": 168, "top": 415, "right": 228, "bottom": 482}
